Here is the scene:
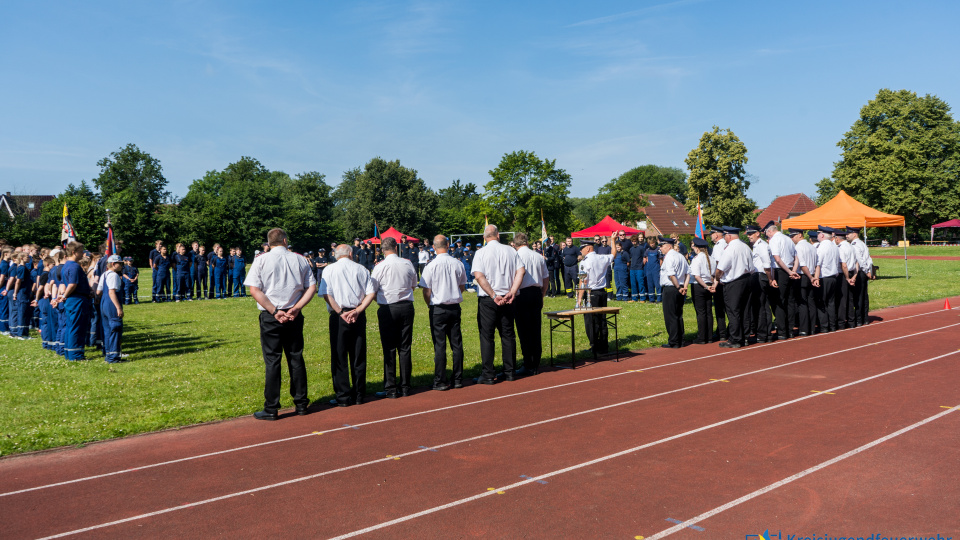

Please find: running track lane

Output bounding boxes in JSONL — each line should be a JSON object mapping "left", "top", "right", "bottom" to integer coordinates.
{"left": 3, "top": 306, "right": 956, "bottom": 530}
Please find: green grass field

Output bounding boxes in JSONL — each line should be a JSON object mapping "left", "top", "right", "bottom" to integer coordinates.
{"left": 3, "top": 254, "right": 959, "bottom": 456}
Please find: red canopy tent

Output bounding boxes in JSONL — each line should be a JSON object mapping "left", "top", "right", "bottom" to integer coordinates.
{"left": 364, "top": 226, "right": 419, "bottom": 245}
{"left": 931, "top": 218, "right": 960, "bottom": 243}
{"left": 572, "top": 216, "right": 643, "bottom": 238}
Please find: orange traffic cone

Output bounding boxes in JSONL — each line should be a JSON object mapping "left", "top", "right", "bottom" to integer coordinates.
{"left": 946, "top": 298, "right": 953, "bottom": 310}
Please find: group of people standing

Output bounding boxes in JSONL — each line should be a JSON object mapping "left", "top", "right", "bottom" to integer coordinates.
{"left": 148, "top": 241, "right": 247, "bottom": 302}
{"left": 245, "top": 225, "right": 552, "bottom": 419}
{"left": 658, "top": 221, "right": 874, "bottom": 350}
{"left": 1, "top": 241, "right": 133, "bottom": 363}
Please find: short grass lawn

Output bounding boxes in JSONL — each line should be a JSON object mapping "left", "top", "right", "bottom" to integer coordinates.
{"left": 2, "top": 256, "right": 959, "bottom": 456}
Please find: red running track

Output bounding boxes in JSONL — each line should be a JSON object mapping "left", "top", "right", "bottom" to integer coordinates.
{"left": 1, "top": 297, "right": 959, "bottom": 539}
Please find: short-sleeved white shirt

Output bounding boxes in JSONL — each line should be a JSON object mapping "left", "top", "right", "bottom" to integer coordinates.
{"left": 711, "top": 238, "right": 727, "bottom": 261}
{"left": 795, "top": 239, "right": 816, "bottom": 271}
{"left": 318, "top": 257, "right": 375, "bottom": 312}
{"left": 578, "top": 251, "right": 615, "bottom": 289}
{"left": 751, "top": 238, "right": 773, "bottom": 274}
{"left": 419, "top": 253, "right": 466, "bottom": 305}
{"left": 370, "top": 254, "right": 418, "bottom": 304}
{"left": 688, "top": 252, "right": 715, "bottom": 285}
{"left": 516, "top": 246, "right": 548, "bottom": 289}
{"left": 837, "top": 240, "right": 858, "bottom": 276}
{"left": 659, "top": 249, "right": 690, "bottom": 287}
{"left": 471, "top": 240, "right": 525, "bottom": 297}
{"left": 817, "top": 238, "right": 840, "bottom": 277}
{"left": 243, "top": 246, "right": 317, "bottom": 311}
{"left": 769, "top": 231, "right": 796, "bottom": 267}
{"left": 850, "top": 238, "right": 872, "bottom": 273}
{"left": 717, "top": 239, "right": 753, "bottom": 283}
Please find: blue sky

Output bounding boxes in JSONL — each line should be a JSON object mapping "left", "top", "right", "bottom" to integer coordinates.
{"left": 2, "top": 0, "right": 958, "bottom": 208}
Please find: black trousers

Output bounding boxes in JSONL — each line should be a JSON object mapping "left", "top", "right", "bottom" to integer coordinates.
{"left": 818, "top": 274, "right": 839, "bottom": 332}
{"left": 259, "top": 311, "right": 308, "bottom": 413}
{"left": 378, "top": 301, "right": 415, "bottom": 395}
{"left": 748, "top": 273, "right": 772, "bottom": 342}
{"left": 662, "top": 285, "right": 685, "bottom": 347}
{"left": 329, "top": 310, "right": 367, "bottom": 404}
{"left": 563, "top": 265, "right": 578, "bottom": 297}
{"left": 773, "top": 268, "right": 795, "bottom": 338}
{"left": 797, "top": 275, "right": 812, "bottom": 335}
{"left": 722, "top": 274, "right": 751, "bottom": 346}
{"left": 430, "top": 304, "right": 464, "bottom": 386}
{"left": 514, "top": 286, "right": 544, "bottom": 372}
{"left": 855, "top": 270, "right": 870, "bottom": 325}
{"left": 195, "top": 269, "right": 208, "bottom": 297}
{"left": 838, "top": 275, "right": 856, "bottom": 329}
{"left": 549, "top": 266, "right": 561, "bottom": 296}
{"left": 584, "top": 289, "right": 609, "bottom": 353}
{"left": 713, "top": 281, "right": 727, "bottom": 340}
{"left": 691, "top": 283, "right": 713, "bottom": 343}
{"left": 477, "top": 295, "right": 517, "bottom": 381}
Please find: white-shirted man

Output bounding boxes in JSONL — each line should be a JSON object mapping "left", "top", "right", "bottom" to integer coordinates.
{"left": 815, "top": 226, "right": 841, "bottom": 332}
{"left": 420, "top": 234, "right": 467, "bottom": 390}
{"left": 716, "top": 227, "right": 754, "bottom": 348}
{"left": 835, "top": 227, "right": 860, "bottom": 329}
{"left": 745, "top": 224, "right": 775, "bottom": 343}
{"left": 658, "top": 236, "right": 690, "bottom": 348}
{"left": 471, "top": 225, "right": 525, "bottom": 383}
{"left": 790, "top": 228, "right": 817, "bottom": 336}
{"left": 245, "top": 228, "right": 317, "bottom": 420}
{"left": 512, "top": 233, "right": 549, "bottom": 376}
{"left": 765, "top": 221, "right": 799, "bottom": 340}
{"left": 320, "top": 244, "right": 376, "bottom": 406}
{"left": 709, "top": 225, "right": 729, "bottom": 341}
{"left": 847, "top": 227, "right": 873, "bottom": 326}
{"left": 370, "top": 237, "right": 419, "bottom": 398}
{"left": 577, "top": 233, "right": 617, "bottom": 355}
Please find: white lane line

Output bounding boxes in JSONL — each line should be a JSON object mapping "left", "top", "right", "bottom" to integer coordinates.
{"left": 5, "top": 306, "right": 955, "bottom": 498}
{"left": 324, "top": 348, "right": 960, "bottom": 540}
{"left": 644, "top": 406, "right": 960, "bottom": 539}
{"left": 31, "top": 330, "right": 960, "bottom": 539}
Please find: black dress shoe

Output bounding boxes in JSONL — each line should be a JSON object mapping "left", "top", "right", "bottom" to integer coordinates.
{"left": 432, "top": 383, "right": 450, "bottom": 391}
{"left": 692, "top": 340, "right": 707, "bottom": 345}
{"left": 329, "top": 399, "right": 349, "bottom": 407}
{"left": 253, "top": 410, "right": 278, "bottom": 421}
{"left": 477, "top": 378, "right": 496, "bottom": 385}
{"left": 400, "top": 390, "right": 411, "bottom": 397}
{"left": 719, "top": 342, "right": 732, "bottom": 348}
{"left": 295, "top": 405, "right": 309, "bottom": 416}
{"left": 453, "top": 381, "right": 463, "bottom": 389}
{"left": 354, "top": 396, "right": 365, "bottom": 405}
{"left": 660, "top": 344, "right": 675, "bottom": 349}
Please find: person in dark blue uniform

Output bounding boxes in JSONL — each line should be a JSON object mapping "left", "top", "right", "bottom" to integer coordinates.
{"left": 100, "top": 255, "right": 127, "bottom": 362}
{"left": 173, "top": 244, "right": 191, "bottom": 302}
{"left": 122, "top": 257, "right": 139, "bottom": 304}
{"left": 154, "top": 246, "right": 171, "bottom": 302}
{"left": 149, "top": 240, "right": 162, "bottom": 302}
{"left": 231, "top": 247, "right": 246, "bottom": 297}
{"left": 226, "top": 247, "right": 235, "bottom": 296}
{"left": 36, "top": 256, "right": 53, "bottom": 349}
{"left": 560, "top": 237, "right": 580, "bottom": 298}
{"left": 0, "top": 247, "right": 10, "bottom": 335}
{"left": 628, "top": 234, "right": 646, "bottom": 302}
{"left": 194, "top": 245, "right": 208, "bottom": 300}
{"left": 59, "top": 243, "right": 92, "bottom": 360}
{"left": 643, "top": 235, "right": 662, "bottom": 303}
{"left": 461, "top": 243, "right": 474, "bottom": 291}
{"left": 212, "top": 245, "right": 227, "bottom": 299}
{"left": 186, "top": 242, "right": 199, "bottom": 300}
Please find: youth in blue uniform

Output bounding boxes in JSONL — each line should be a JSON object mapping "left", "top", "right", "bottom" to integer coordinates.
{"left": 36, "top": 258, "right": 52, "bottom": 349}
{"left": 123, "top": 257, "right": 139, "bottom": 304}
{"left": 30, "top": 253, "right": 42, "bottom": 330}
{"left": 461, "top": 244, "right": 474, "bottom": 291}
{"left": 643, "top": 236, "right": 662, "bottom": 303}
{"left": 629, "top": 236, "right": 647, "bottom": 302}
{"left": 193, "top": 245, "right": 208, "bottom": 300}
{"left": 153, "top": 247, "right": 171, "bottom": 302}
{"left": 13, "top": 254, "right": 35, "bottom": 338}
{"left": 212, "top": 246, "right": 227, "bottom": 298}
{"left": 186, "top": 242, "right": 199, "bottom": 300}
{"left": 0, "top": 248, "right": 10, "bottom": 334}
{"left": 51, "top": 255, "right": 67, "bottom": 356}
{"left": 149, "top": 241, "right": 162, "bottom": 303}
{"left": 231, "top": 248, "right": 246, "bottom": 297}
{"left": 5, "top": 257, "right": 20, "bottom": 336}
{"left": 173, "top": 244, "right": 191, "bottom": 302}
{"left": 100, "top": 256, "right": 126, "bottom": 363}
{"left": 60, "top": 244, "right": 92, "bottom": 360}
{"left": 226, "top": 248, "right": 235, "bottom": 295}
{"left": 613, "top": 242, "right": 630, "bottom": 301}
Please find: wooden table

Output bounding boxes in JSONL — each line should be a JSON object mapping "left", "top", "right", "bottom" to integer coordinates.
{"left": 544, "top": 306, "right": 622, "bottom": 369}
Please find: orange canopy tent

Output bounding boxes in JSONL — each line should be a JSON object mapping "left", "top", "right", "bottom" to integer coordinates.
{"left": 781, "top": 190, "right": 908, "bottom": 278}
{"left": 363, "top": 227, "right": 419, "bottom": 245}
{"left": 571, "top": 216, "right": 643, "bottom": 238}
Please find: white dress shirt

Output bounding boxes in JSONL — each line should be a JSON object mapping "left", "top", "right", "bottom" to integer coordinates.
{"left": 318, "top": 257, "right": 375, "bottom": 312}
{"left": 795, "top": 239, "right": 816, "bottom": 273}
{"left": 418, "top": 250, "right": 430, "bottom": 264}
{"left": 769, "top": 231, "right": 796, "bottom": 267}
{"left": 516, "top": 246, "right": 548, "bottom": 289}
{"left": 751, "top": 238, "right": 773, "bottom": 274}
{"left": 419, "top": 252, "right": 466, "bottom": 305}
{"left": 370, "top": 253, "right": 418, "bottom": 304}
{"left": 850, "top": 238, "right": 872, "bottom": 274}
{"left": 816, "top": 239, "right": 840, "bottom": 277}
{"left": 471, "top": 240, "right": 525, "bottom": 297}
{"left": 837, "top": 240, "right": 859, "bottom": 276}
{"left": 578, "top": 251, "right": 615, "bottom": 289}
{"left": 717, "top": 239, "right": 753, "bottom": 283}
{"left": 711, "top": 238, "right": 727, "bottom": 261}
{"left": 243, "top": 246, "right": 317, "bottom": 311}
{"left": 659, "top": 249, "right": 690, "bottom": 287}
{"left": 688, "top": 252, "right": 715, "bottom": 285}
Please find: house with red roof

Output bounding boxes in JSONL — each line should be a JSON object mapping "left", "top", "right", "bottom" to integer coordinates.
{"left": 638, "top": 194, "right": 696, "bottom": 236}
{"left": 1, "top": 192, "right": 55, "bottom": 221}
{"left": 755, "top": 193, "right": 818, "bottom": 226}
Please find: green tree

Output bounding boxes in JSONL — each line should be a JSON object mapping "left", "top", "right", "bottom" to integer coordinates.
{"left": 596, "top": 165, "right": 687, "bottom": 224}
{"left": 337, "top": 158, "right": 440, "bottom": 241}
{"left": 828, "top": 88, "right": 960, "bottom": 234}
{"left": 277, "top": 171, "right": 340, "bottom": 250}
{"left": 684, "top": 126, "right": 757, "bottom": 227}
{"left": 569, "top": 197, "right": 600, "bottom": 230}
{"left": 436, "top": 180, "right": 484, "bottom": 236}
{"left": 485, "top": 150, "right": 573, "bottom": 234}
{"left": 92, "top": 144, "right": 170, "bottom": 260}
{"left": 814, "top": 177, "right": 840, "bottom": 206}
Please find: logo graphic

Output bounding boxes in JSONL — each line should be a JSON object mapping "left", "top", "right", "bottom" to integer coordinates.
{"left": 746, "top": 531, "right": 781, "bottom": 540}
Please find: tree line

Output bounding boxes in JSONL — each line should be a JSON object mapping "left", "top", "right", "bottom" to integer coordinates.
{"left": 4, "top": 88, "right": 959, "bottom": 262}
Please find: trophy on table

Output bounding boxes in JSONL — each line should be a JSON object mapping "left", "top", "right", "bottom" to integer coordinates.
{"left": 575, "top": 266, "right": 592, "bottom": 310}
